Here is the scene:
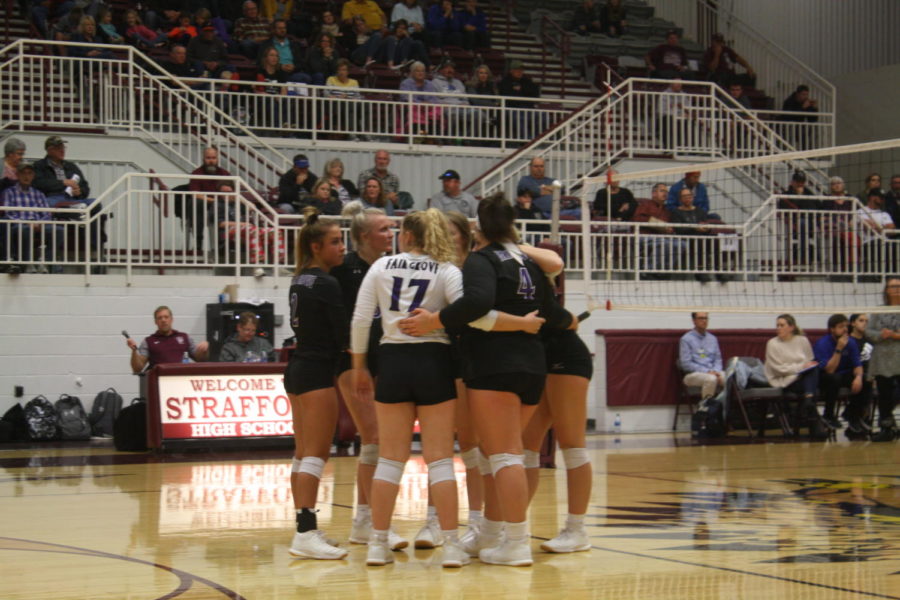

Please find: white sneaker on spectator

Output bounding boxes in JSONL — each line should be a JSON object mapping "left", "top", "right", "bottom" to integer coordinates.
{"left": 479, "top": 537, "right": 533, "bottom": 566}
{"left": 366, "top": 540, "right": 394, "bottom": 566}
{"left": 289, "top": 531, "right": 348, "bottom": 560}
{"left": 389, "top": 529, "right": 409, "bottom": 550}
{"left": 540, "top": 527, "right": 591, "bottom": 553}
{"left": 413, "top": 517, "right": 444, "bottom": 549}
{"left": 349, "top": 517, "right": 372, "bottom": 544}
{"left": 441, "top": 540, "right": 470, "bottom": 568}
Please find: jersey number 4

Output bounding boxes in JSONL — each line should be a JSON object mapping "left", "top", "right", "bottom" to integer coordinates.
{"left": 389, "top": 277, "right": 430, "bottom": 312}
{"left": 517, "top": 267, "right": 536, "bottom": 300}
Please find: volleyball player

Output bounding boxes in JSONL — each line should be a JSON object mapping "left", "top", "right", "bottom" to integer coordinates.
{"left": 399, "top": 194, "right": 575, "bottom": 567}
{"left": 284, "top": 207, "right": 349, "bottom": 560}
{"left": 331, "top": 202, "right": 407, "bottom": 550}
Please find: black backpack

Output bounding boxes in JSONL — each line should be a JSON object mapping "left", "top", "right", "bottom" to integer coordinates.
{"left": 0, "top": 403, "right": 29, "bottom": 442}
{"left": 55, "top": 394, "right": 92, "bottom": 441}
{"left": 113, "top": 398, "right": 148, "bottom": 452}
{"left": 24, "top": 395, "right": 58, "bottom": 440}
{"left": 90, "top": 388, "right": 123, "bottom": 437}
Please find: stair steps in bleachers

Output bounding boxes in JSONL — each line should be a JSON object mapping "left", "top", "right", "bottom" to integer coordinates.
{"left": 0, "top": 2, "right": 31, "bottom": 44}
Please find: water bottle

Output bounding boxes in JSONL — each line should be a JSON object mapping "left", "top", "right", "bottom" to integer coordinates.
{"left": 182, "top": 352, "right": 190, "bottom": 363}
{"left": 613, "top": 413, "right": 622, "bottom": 434}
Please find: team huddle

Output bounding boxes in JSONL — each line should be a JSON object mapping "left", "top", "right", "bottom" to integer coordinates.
{"left": 283, "top": 194, "right": 593, "bottom": 568}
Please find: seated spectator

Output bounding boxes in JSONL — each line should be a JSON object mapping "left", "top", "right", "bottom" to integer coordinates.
{"left": 156, "top": 7, "right": 182, "bottom": 35}
{"left": 426, "top": 0, "right": 462, "bottom": 49}
{"left": 1, "top": 162, "right": 64, "bottom": 275}
{"left": 824, "top": 176, "right": 855, "bottom": 270}
{"left": 703, "top": 33, "right": 755, "bottom": 87}
{"left": 516, "top": 156, "right": 555, "bottom": 217}
{"left": 307, "top": 32, "right": 341, "bottom": 84}
{"left": 432, "top": 60, "right": 476, "bottom": 136}
{"left": 884, "top": 174, "right": 900, "bottom": 225}
{"left": 357, "top": 150, "right": 410, "bottom": 211}
{"left": 347, "top": 15, "right": 385, "bottom": 67}
{"left": 279, "top": 154, "right": 318, "bottom": 213}
{"left": 825, "top": 176, "right": 853, "bottom": 210}
{"left": 779, "top": 170, "right": 816, "bottom": 209}
{"left": 2, "top": 137, "right": 26, "bottom": 194}
{"left": 217, "top": 181, "right": 286, "bottom": 270}
{"left": 498, "top": 60, "right": 542, "bottom": 139}
{"left": 188, "top": 25, "right": 232, "bottom": 79}
{"left": 514, "top": 188, "right": 543, "bottom": 221}
{"left": 656, "top": 77, "right": 689, "bottom": 148}
{"left": 167, "top": 13, "right": 198, "bottom": 45}
{"left": 325, "top": 60, "right": 364, "bottom": 137}
{"left": 286, "top": 1, "right": 316, "bottom": 40}
{"left": 219, "top": 311, "right": 277, "bottom": 362}
{"left": 457, "top": 0, "right": 489, "bottom": 50}
{"left": 159, "top": 45, "right": 205, "bottom": 85}
{"left": 813, "top": 314, "right": 864, "bottom": 431}
{"left": 679, "top": 312, "right": 724, "bottom": 401}
{"left": 856, "top": 172, "right": 885, "bottom": 205}
{"left": 858, "top": 189, "right": 895, "bottom": 272}
{"left": 571, "top": 0, "right": 602, "bottom": 36}
{"left": 646, "top": 30, "right": 693, "bottom": 80}
{"left": 593, "top": 169, "right": 637, "bottom": 220}
{"left": 391, "top": 0, "right": 426, "bottom": 42}
{"left": 96, "top": 7, "right": 124, "bottom": 44}
{"left": 32, "top": 0, "right": 75, "bottom": 38}
{"left": 32, "top": 136, "right": 93, "bottom": 208}
{"left": 298, "top": 179, "right": 343, "bottom": 215}
{"left": 326, "top": 57, "right": 362, "bottom": 96}
{"left": 261, "top": 0, "right": 292, "bottom": 22}
{"left": 467, "top": 64, "right": 499, "bottom": 106}
{"left": 600, "top": 0, "right": 627, "bottom": 37}
{"left": 126, "top": 306, "right": 209, "bottom": 373}
{"left": 234, "top": 0, "right": 272, "bottom": 59}
{"left": 260, "top": 19, "right": 313, "bottom": 84}
{"left": 381, "top": 19, "right": 429, "bottom": 69}
{"left": 255, "top": 47, "right": 290, "bottom": 135}
{"left": 633, "top": 183, "right": 677, "bottom": 277}
{"left": 765, "top": 314, "right": 829, "bottom": 439}
{"left": 727, "top": 83, "right": 752, "bottom": 109}
{"left": 318, "top": 10, "right": 342, "bottom": 42}
{"left": 360, "top": 177, "right": 395, "bottom": 215}
{"left": 341, "top": 0, "right": 387, "bottom": 31}
{"left": 865, "top": 279, "right": 900, "bottom": 442}
{"left": 428, "top": 169, "right": 477, "bottom": 217}
{"left": 321, "top": 158, "right": 359, "bottom": 206}
{"left": 194, "top": 7, "right": 235, "bottom": 52}
{"left": 187, "top": 147, "right": 232, "bottom": 251}
{"left": 123, "top": 9, "right": 166, "bottom": 48}
{"left": 399, "top": 61, "right": 442, "bottom": 136}
{"left": 51, "top": 6, "right": 84, "bottom": 42}
{"left": 666, "top": 171, "right": 710, "bottom": 214}
{"left": 781, "top": 85, "right": 818, "bottom": 149}
{"left": 847, "top": 313, "right": 874, "bottom": 436}
{"left": 669, "top": 187, "right": 716, "bottom": 282}
{"left": 69, "top": 15, "right": 114, "bottom": 59}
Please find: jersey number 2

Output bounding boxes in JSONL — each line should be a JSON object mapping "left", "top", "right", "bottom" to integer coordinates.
{"left": 389, "top": 277, "right": 430, "bottom": 312}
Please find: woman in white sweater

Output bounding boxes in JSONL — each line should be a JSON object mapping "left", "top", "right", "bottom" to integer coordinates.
{"left": 764, "top": 314, "right": 829, "bottom": 439}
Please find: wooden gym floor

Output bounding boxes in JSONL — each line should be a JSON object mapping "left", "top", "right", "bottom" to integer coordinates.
{"left": 0, "top": 434, "right": 897, "bottom": 599}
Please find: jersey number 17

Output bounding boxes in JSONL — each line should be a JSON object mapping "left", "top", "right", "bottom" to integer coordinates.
{"left": 389, "top": 277, "right": 430, "bottom": 312}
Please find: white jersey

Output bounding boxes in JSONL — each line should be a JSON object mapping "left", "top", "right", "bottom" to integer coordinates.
{"left": 351, "top": 252, "right": 462, "bottom": 352}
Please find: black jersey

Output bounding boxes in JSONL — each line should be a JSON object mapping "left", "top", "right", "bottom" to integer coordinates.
{"left": 439, "top": 242, "right": 572, "bottom": 380}
{"left": 288, "top": 267, "right": 349, "bottom": 361}
{"left": 330, "top": 251, "right": 383, "bottom": 358}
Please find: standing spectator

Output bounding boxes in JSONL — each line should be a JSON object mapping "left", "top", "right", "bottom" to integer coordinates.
{"left": 187, "top": 147, "right": 232, "bottom": 251}
{"left": 813, "top": 314, "right": 863, "bottom": 430}
{"left": 781, "top": 85, "right": 818, "bottom": 150}
{"left": 381, "top": 19, "right": 429, "bottom": 69}
{"left": 498, "top": 60, "right": 541, "bottom": 139}
{"left": 883, "top": 174, "right": 900, "bottom": 226}
{"left": 357, "top": 150, "right": 408, "bottom": 211}
{"left": 359, "top": 177, "right": 394, "bottom": 215}
{"left": 279, "top": 154, "right": 318, "bottom": 212}
{"left": 702, "top": 33, "right": 755, "bottom": 87}
{"left": 457, "top": 0, "right": 489, "bottom": 50}
{"left": 428, "top": 169, "right": 477, "bottom": 217}
{"left": 219, "top": 311, "right": 276, "bottom": 362}
{"left": 307, "top": 32, "right": 341, "bottom": 84}
{"left": 391, "top": 0, "right": 426, "bottom": 42}
{"left": 426, "top": 0, "right": 462, "bottom": 49}
{"left": 1, "top": 162, "right": 64, "bottom": 274}
{"left": 571, "top": 0, "right": 602, "bottom": 36}
{"left": 600, "top": 0, "right": 627, "bottom": 37}
{"left": 2, "top": 137, "right": 26, "bottom": 194}
{"left": 321, "top": 158, "right": 359, "bottom": 206}
{"left": 341, "top": 0, "right": 386, "bottom": 30}
{"left": 865, "top": 277, "right": 900, "bottom": 441}
{"left": 727, "top": 82, "right": 752, "bottom": 109}
{"left": 666, "top": 171, "right": 710, "bottom": 214}
{"left": 656, "top": 78, "right": 689, "bottom": 149}
{"left": 125, "top": 306, "right": 209, "bottom": 373}
{"left": 645, "top": 30, "right": 692, "bottom": 79}
{"left": 592, "top": 169, "right": 637, "bottom": 220}
{"left": 516, "top": 157, "right": 555, "bottom": 218}
{"left": 679, "top": 312, "right": 724, "bottom": 401}
{"left": 259, "top": 19, "right": 313, "bottom": 84}
{"left": 234, "top": 0, "right": 272, "bottom": 59}
{"left": 856, "top": 172, "right": 885, "bottom": 205}
{"left": 188, "top": 25, "right": 232, "bottom": 79}
{"left": 824, "top": 176, "right": 855, "bottom": 272}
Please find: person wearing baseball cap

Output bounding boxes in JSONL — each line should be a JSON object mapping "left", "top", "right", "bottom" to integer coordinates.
{"left": 665, "top": 171, "right": 710, "bottom": 214}
{"left": 1, "top": 160, "right": 64, "bottom": 274}
{"left": 703, "top": 32, "right": 755, "bottom": 87}
{"left": 33, "top": 136, "right": 92, "bottom": 206}
{"left": 278, "top": 153, "right": 319, "bottom": 213}
{"left": 428, "top": 169, "right": 477, "bottom": 217}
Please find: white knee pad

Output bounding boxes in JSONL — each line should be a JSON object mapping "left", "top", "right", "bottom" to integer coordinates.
{"left": 523, "top": 449, "right": 540, "bottom": 469}
{"left": 476, "top": 449, "right": 492, "bottom": 477}
{"left": 561, "top": 447, "right": 589, "bottom": 470}
{"left": 428, "top": 458, "right": 456, "bottom": 485}
{"left": 373, "top": 457, "right": 405, "bottom": 485}
{"left": 298, "top": 456, "right": 325, "bottom": 479}
{"left": 291, "top": 457, "right": 303, "bottom": 473}
{"left": 488, "top": 453, "right": 525, "bottom": 477}
{"left": 460, "top": 448, "right": 480, "bottom": 470}
{"left": 359, "top": 443, "right": 379, "bottom": 466}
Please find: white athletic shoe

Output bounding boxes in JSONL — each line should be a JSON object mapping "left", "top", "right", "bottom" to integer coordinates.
{"left": 413, "top": 517, "right": 444, "bottom": 549}
{"left": 289, "top": 531, "right": 348, "bottom": 560}
{"left": 441, "top": 540, "right": 471, "bottom": 568}
{"left": 459, "top": 522, "right": 481, "bottom": 547}
{"left": 461, "top": 530, "right": 501, "bottom": 557}
{"left": 389, "top": 529, "right": 409, "bottom": 550}
{"left": 540, "top": 528, "right": 591, "bottom": 553}
{"left": 349, "top": 518, "right": 372, "bottom": 544}
{"left": 479, "top": 538, "right": 533, "bottom": 566}
{"left": 315, "top": 530, "right": 341, "bottom": 548}
{"left": 366, "top": 540, "right": 395, "bottom": 566}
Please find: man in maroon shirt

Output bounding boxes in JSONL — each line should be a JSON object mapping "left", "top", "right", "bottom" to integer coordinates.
{"left": 645, "top": 30, "right": 693, "bottom": 80}
{"left": 126, "top": 306, "right": 209, "bottom": 373}
{"left": 187, "top": 147, "right": 231, "bottom": 252}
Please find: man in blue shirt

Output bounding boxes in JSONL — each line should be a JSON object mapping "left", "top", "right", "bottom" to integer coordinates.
{"left": 666, "top": 171, "right": 710, "bottom": 214}
{"left": 679, "top": 312, "right": 723, "bottom": 400}
{"left": 813, "top": 313, "right": 863, "bottom": 431}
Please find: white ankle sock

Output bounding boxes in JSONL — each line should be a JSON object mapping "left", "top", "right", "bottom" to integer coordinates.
{"left": 442, "top": 529, "right": 459, "bottom": 542}
{"left": 372, "top": 528, "right": 389, "bottom": 543}
{"left": 505, "top": 521, "right": 528, "bottom": 542}
{"left": 482, "top": 518, "right": 503, "bottom": 536}
{"left": 468, "top": 510, "right": 483, "bottom": 524}
{"left": 355, "top": 504, "right": 371, "bottom": 521}
{"left": 566, "top": 514, "right": 585, "bottom": 530}
{"left": 426, "top": 505, "right": 437, "bottom": 519}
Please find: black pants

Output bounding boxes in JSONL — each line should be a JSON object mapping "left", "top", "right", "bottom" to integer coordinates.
{"left": 874, "top": 375, "right": 899, "bottom": 427}
{"left": 819, "top": 370, "right": 862, "bottom": 419}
